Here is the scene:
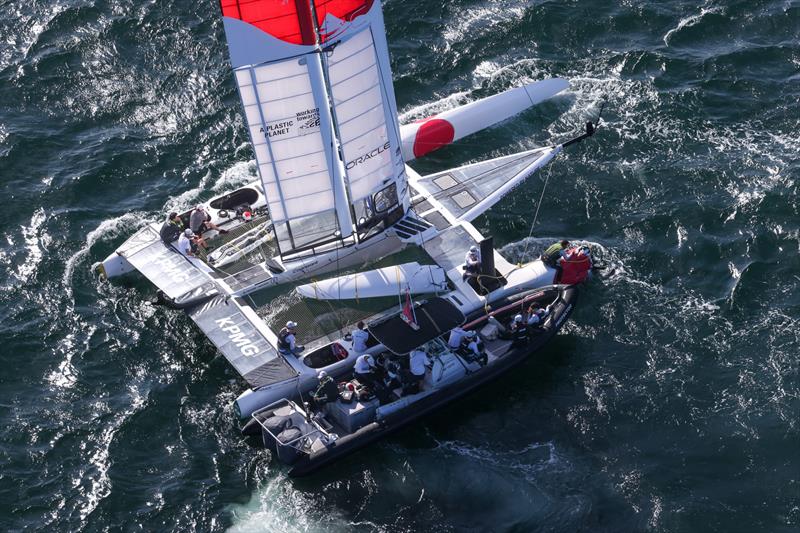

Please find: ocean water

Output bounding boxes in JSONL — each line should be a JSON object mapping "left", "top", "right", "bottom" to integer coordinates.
{"left": 1, "top": 0, "right": 798, "bottom": 531}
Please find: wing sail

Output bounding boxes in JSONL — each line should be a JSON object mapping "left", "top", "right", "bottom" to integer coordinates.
{"left": 220, "top": 0, "right": 407, "bottom": 255}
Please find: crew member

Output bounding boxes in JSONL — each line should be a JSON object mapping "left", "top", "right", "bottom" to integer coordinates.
{"left": 405, "top": 348, "right": 427, "bottom": 394}
{"left": 177, "top": 229, "right": 196, "bottom": 257}
{"left": 526, "top": 305, "right": 550, "bottom": 331}
{"left": 542, "top": 240, "right": 570, "bottom": 268}
{"left": 277, "top": 321, "right": 304, "bottom": 356}
{"left": 160, "top": 212, "right": 184, "bottom": 244}
{"left": 462, "top": 245, "right": 482, "bottom": 281}
{"left": 354, "top": 354, "right": 380, "bottom": 390}
{"left": 190, "top": 204, "right": 227, "bottom": 236}
{"left": 460, "top": 331, "right": 487, "bottom": 365}
{"left": 509, "top": 314, "right": 529, "bottom": 347}
{"left": 310, "top": 370, "right": 338, "bottom": 407}
{"left": 351, "top": 321, "right": 369, "bottom": 353}
{"left": 447, "top": 326, "right": 467, "bottom": 349}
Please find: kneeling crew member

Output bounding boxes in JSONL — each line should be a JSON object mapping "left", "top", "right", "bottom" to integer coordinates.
{"left": 542, "top": 240, "right": 570, "bottom": 268}
{"left": 463, "top": 245, "right": 482, "bottom": 281}
{"left": 277, "top": 321, "right": 304, "bottom": 356}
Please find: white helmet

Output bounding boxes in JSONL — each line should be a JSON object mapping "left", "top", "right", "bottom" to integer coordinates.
{"left": 286, "top": 321, "right": 297, "bottom": 329}
{"left": 317, "top": 370, "right": 327, "bottom": 380}
{"left": 469, "top": 245, "right": 479, "bottom": 253}
{"left": 514, "top": 314, "right": 523, "bottom": 323}
{"left": 184, "top": 229, "right": 194, "bottom": 237}
{"left": 465, "top": 330, "right": 476, "bottom": 338}
{"left": 196, "top": 204, "right": 205, "bottom": 211}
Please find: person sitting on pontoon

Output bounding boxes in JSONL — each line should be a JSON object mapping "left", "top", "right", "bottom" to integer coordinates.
{"left": 190, "top": 204, "right": 227, "bottom": 237}
{"left": 462, "top": 245, "right": 482, "bottom": 281}
{"left": 310, "top": 370, "right": 338, "bottom": 407}
{"left": 351, "top": 321, "right": 369, "bottom": 353}
{"left": 277, "top": 321, "right": 304, "bottom": 356}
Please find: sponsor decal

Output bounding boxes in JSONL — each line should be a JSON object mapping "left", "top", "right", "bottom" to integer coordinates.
{"left": 259, "top": 108, "right": 320, "bottom": 141}
{"left": 155, "top": 254, "right": 192, "bottom": 283}
{"left": 346, "top": 141, "right": 391, "bottom": 170}
{"left": 215, "top": 316, "right": 261, "bottom": 356}
{"left": 297, "top": 108, "right": 320, "bottom": 136}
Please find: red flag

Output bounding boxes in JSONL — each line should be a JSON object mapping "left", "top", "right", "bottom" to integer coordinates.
{"left": 401, "top": 288, "right": 419, "bottom": 330}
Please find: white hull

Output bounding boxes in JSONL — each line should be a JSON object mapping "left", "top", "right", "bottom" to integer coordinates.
{"left": 295, "top": 262, "right": 447, "bottom": 300}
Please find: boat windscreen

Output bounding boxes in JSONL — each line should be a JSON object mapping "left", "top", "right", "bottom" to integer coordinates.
{"left": 368, "top": 297, "right": 465, "bottom": 354}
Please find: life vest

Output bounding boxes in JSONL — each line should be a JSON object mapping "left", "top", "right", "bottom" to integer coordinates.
{"left": 160, "top": 220, "right": 182, "bottom": 244}
{"left": 560, "top": 250, "right": 591, "bottom": 285}
{"left": 277, "top": 327, "right": 291, "bottom": 351}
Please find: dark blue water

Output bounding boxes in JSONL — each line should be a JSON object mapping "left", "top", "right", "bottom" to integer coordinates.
{"left": 1, "top": 1, "right": 798, "bottom": 531}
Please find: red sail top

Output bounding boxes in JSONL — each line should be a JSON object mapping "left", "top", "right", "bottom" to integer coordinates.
{"left": 220, "top": 0, "right": 374, "bottom": 45}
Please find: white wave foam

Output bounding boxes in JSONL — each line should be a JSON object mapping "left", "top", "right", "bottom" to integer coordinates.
{"left": 64, "top": 212, "right": 148, "bottom": 301}
{"left": 74, "top": 384, "right": 148, "bottom": 523}
{"left": 441, "top": 1, "right": 531, "bottom": 50}
{"left": 211, "top": 160, "right": 256, "bottom": 193}
{"left": 663, "top": 5, "right": 725, "bottom": 45}
{"left": 226, "top": 474, "right": 354, "bottom": 533}
{"left": 15, "top": 207, "right": 47, "bottom": 283}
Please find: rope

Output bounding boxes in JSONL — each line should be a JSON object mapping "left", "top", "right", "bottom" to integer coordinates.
{"left": 519, "top": 164, "right": 554, "bottom": 265}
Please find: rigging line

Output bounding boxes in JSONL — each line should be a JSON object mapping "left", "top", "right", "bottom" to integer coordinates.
{"left": 408, "top": 202, "right": 437, "bottom": 292}
{"left": 520, "top": 163, "right": 554, "bottom": 265}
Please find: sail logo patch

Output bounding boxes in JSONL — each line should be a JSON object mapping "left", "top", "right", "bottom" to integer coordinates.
{"left": 346, "top": 141, "right": 391, "bottom": 170}
{"left": 260, "top": 108, "right": 320, "bottom": 140}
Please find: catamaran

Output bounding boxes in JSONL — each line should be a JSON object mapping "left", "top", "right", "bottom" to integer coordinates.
{"left": 97, "top": 0, "right": 599, "bottom": 419}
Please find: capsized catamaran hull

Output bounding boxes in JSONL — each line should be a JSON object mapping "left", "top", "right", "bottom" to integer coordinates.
{"left": 96, "top": 0, "right": 600, "bottom": 424}
{"left": 295, "top": 262, "right": 448, "bottom": 300}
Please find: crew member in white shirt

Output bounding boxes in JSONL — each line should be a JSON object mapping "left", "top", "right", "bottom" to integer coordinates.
{"left": 177, "top": 229, "right": 196, "bottom": 257}
{"left": 448, "top": 326, "right": 467, "bottom": 349}
{"left": 351, "top": 321, "right": 369, "bottom": 353}
{"left": 404, "top": 349, "right": 427, "bottom": 394}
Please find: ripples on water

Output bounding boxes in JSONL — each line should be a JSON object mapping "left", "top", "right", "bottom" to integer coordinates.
{"left": 1, "top": 0, "right": 798, "bottom": 531}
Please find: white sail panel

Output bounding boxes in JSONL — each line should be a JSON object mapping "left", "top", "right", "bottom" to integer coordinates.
{"left": 235, "top": 58, "right": 335, "bottom": 224}
{"left": 327, "top": 29, "right": 396, "bottom": 202}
